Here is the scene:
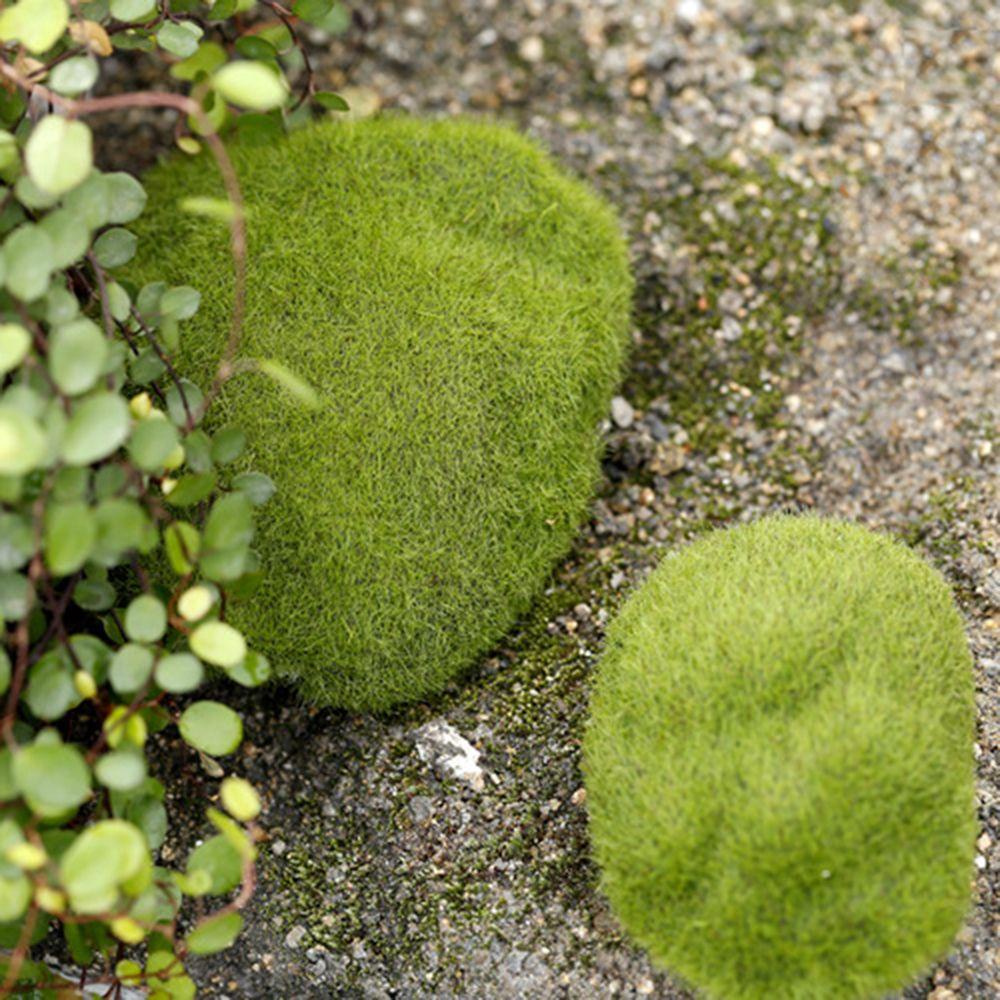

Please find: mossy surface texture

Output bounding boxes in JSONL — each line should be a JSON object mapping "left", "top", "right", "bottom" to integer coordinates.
{"left": 584, "top": 516, "right": 975, "bottom": 1000}
{"left": 134, "top": 117, "right": 632, "bottom": 710}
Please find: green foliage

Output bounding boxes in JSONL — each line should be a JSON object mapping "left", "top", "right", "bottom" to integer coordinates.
{"left": 0, "top": 0, "right": 354, "bottom": 989}
{"left": 584, "top": 516, "right": 976, "bottom": 999}
{"left": 131, "top": 116, "right": 633, "bottom": 710}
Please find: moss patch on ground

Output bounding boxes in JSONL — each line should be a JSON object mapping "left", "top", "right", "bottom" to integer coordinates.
{"left": 627, "top": 154, "right": 840, "bottom": 450}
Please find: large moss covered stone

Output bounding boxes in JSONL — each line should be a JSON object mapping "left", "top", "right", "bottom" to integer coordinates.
{"left": 584, "top": 516, "right": 975, "bottom": 999}
{"left": 134, "top": 117, "right": 632, "bottom": 710}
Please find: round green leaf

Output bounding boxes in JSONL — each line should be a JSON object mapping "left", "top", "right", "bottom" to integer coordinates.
{"left": 178, "top": 700, "right": 243, "bottom": 756}
{"left": 0, "top": 873, "right": 31, "bottom": 922}
{"left": 214, "top": 61, "right": 290, "bottom": 111}
{"left": 314, "top": 91, "right": 350, "bottom": 112}
{"left": 232, "top": 471, "right": 276, "bottom": 506}
{"left": 25, "top": 116, "right": 92, "bottom": 196}
{"left": 109, "top": 643, "right": 155, "bottom": 694}
{"left": 92, "top": 227, "right": 137, "bottom": 268}
{"left": 0, "top": 323, "right": 31, "bottom": 375}
{"left": 225, "top": 649, "right": 272, "bottom": 688}
{"left": 95, "top": 749, "right": 147, "bottom": 791}
{"left": 106, "top": 281, "right": 131, "bottom": 321}
{"left": 105, "top": 172, "right": 147, "bottom": 224}
{"left": 160, "top": 285, "right": 201, "bottom": 320}
{"left": 0, "top": 571, "right": 33, "bottom": 621}
{"left": 92, "top": 496, "right": 156, "bottom": 566}
{"left": 13, "top": 741, "right": 90, "bottom": 817}
{"left": 3, "top": 224, "right": 54, "bottom": 302}
{"left": 157, "top": 20, "right": 203, "bottom": 58}
{"left": 203, "top": 493, "right": 253, "bottom": 551}
{"left": 177, "top": 584, "right": 214, "bottom": 621}
{"left": 210, "top": 425, "right": 246, "bottom": 465}
{"left": 73, "top": 577, "right": 116, "bottom": 611}
{"left": 24, "top": 650, "right": 77, "bottom": 721}
{"left": 125, "top": 594, "right": 167, "bottom": 642}
{"left": 234, "top": 35, "right": 277, "bottom": 60}
{"left": 0, "top": 0, "right": 69, "bottom": 55}
{"left": 187, "top": 834, "right": 242, "bottom": 894}
{"left": 59, "top": 819, "right": 147, "bottom": 914}
{"left": 0, "top": 648, "right": 9, "bottom": 697}
{"left": 44, "top": 286, "right": 81, "bottom": 326}
{"left": 292, "top": 0, "right": 333, "bottom": 23}
{"left": 49, "top": 318, "right": 107, "bottom": 395}
{"left": 154, "top": 652, "right": 204, "bottom": 694}
{"left": 0, "top": 407, "right": 45, "bottom": 475}
{"left": 220, "top": 776, "right": 260, "bottom": 821}
{"left": 124, "top": 594, "right": 167, "bottom": 643}
{"left": 49, "top": 55, "right": 99, "bottom": 96}
{"left": 0, "top": 512, "right": 33, "bottom": 570}
{"left": 61, "top": 171, "right": 110, "bottom": 229}
{"left": 185, "top": 911, "right": 243, "bottom": 954}
{"left": 128, "top": 416, "right": 179, "bottom": 471}
{"left": 44, "top": 500, "right": 96, "bottom": 576}
{"left": 40, "top": 207, "right": 91, "bottom": 269}
{"left": 165, "top": 378, "right": 204, "bottom": 426}
{"left": 189, "top": 621, "right": 246, "bottom": 668}
{"left": 60, "top": 392, "right": 130, "bottom": 465}
{"left": 15, "top": 173, "right": 59, "bottom": 210}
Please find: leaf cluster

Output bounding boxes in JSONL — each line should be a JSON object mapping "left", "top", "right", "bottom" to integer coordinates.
{"left": 0, "top": 0, "right": 342, "bottom": 993}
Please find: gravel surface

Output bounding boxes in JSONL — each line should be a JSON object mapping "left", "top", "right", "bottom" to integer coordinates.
{"left": 153, "top": 1, "right": 998, "bottom": 996}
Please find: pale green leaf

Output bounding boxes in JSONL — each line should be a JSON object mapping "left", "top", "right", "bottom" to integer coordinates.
{"left": 0, "top": 0, "right": 69, "bottom": 54}
{"left": 25, "top": 116, "right": 93, "bottom": 196}
{"left": 185, "top": 911, "right": 243, "bottom": 954}
{"left": 0, "top": 406, "right": 46, "bottom": 475}
{"left": 0, "top": 323, "right": 31, "bottom": 375}
{"left": 123, "top": 594, "right": 167, "bottom": 643}
{"left": 105, "top": 172, "right": 147, "bottom": 224}
{"left": 92, "top": 226, "right": 137, "bottom": 268}
{"left": 44, "top": 500, "right": 96, "bottom": 575}
{"left": 109, "top": 643, "right": 155, "bottom": 694}
{"left": 3, "top": 224, "right": 54, "bottom": 302}
{"left": 60, "top": 392, "right": 130, "bottom": 465}
{"left": 154, "top": 652, "right": 204, "bottom": 693}
{"left": 95, "top": 749, "right": 147, "bottom": 791}
{"left": 49, "top": 318, "right": 107, "bottom": 395}
{"left": 213, "top": 61, "right": 289, "bottom": 111}
{"left": 59, "top": 819, "right": 147, "bottom": 914}
{"left": 49, "top": 56, "right": 99, "bottom": 96}
{"left": 178, "top": 700, "right": 243, "bottom": 755}
{"left": 189, "top": 621, "right": 246, "bottom": 668}
{"left": 13, "top": 740, "right": 90, "bottom": 817}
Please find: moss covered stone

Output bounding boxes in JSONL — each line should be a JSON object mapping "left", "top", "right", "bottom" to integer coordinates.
{"left": 584, "top": 516, "right": 975, "bottom": 999}
{"left": 133, "top": 117, "right": 632, "bottom": 710}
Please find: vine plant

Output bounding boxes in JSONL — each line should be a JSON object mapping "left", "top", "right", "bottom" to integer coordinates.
{"left": 0, "top": 0, "right": 347, "bottom": 994}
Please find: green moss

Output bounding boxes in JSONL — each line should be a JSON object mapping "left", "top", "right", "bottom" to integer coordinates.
{"left": 846, "top": 240, "right": 962, "bottom": 344}
{"left": 584, "top": 515, "right": 975, "bottom": 1000}
{"left": 630, "top": 156, "right": 839, "bottom": 449}
{"left": 132, "top": 116, "right": 632, "bottom": 710}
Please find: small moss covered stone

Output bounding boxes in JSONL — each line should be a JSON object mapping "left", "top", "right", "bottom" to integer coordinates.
{"left": 584, "top": 516, "right": 975, "bottom": 999}
{"left": 133, "top": 117, "right": 632, "bottom": 710}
